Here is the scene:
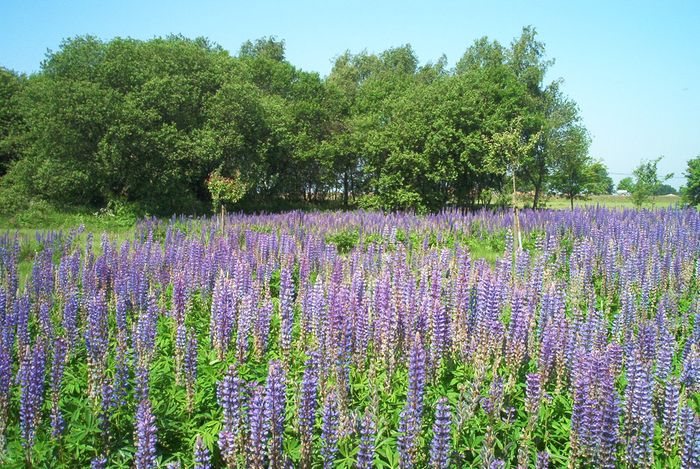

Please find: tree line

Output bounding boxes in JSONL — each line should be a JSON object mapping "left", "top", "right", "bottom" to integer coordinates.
{"left": 0, "top": 28, "right": 641, "bottom": 216}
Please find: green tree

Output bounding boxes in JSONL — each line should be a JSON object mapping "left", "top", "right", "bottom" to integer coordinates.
{"left": 630, "top": 157, "right": 673, "bottom": 207}
{"left": 0, "top": 29, "right": 592, "bottom": 215}
{"left": 239, "top": 36, "right": 286, "bottom": 62}
{"left": 617, "top": 177, "right": 634, "bottom": 192}
{"left": 549, "top": 125, "right": 592, "bottom": 209}
{"left": 453, "top": 36, "right": 531, "bottom": 208}
{"left": 487, "top": 118, "right": 540, "bottom": 247}
{"left": 0, "top": 67, "right": 25, "bottom": 176}
{"left": 654, "top": 184, "right": 677, "bottom": 196}
{"left": 682, "top": 155, "right": 700, "bottom": 206}
{"left": 4, "top": 35, "right": 237, "bottom": 213}
{"left": 587, "top": 161, "right": 614, "bottom": 195}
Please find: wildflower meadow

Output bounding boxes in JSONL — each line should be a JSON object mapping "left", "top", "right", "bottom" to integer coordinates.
{"left": 0, "top": 207, "right": 698, "bottom": 468}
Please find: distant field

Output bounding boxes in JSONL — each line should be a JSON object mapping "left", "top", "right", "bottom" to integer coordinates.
{"left": 0, "top": 194, "right": 686, "bottom": 232}
{"left": 544, "top": 194, "right": 682, "bottom": 209}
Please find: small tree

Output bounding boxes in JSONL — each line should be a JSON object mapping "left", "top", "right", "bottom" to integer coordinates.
{"left": 206, "top": 169, "right": 248, "bottom": 229}
{"left": 682, "top": 155, "right": 700, "bottom": 206}
{"left": 549, "top": 124, "right": 592, "bottom": 209}
{"left": 630, "top": 157, "right": 673, "bottom": 207}
{"left": 486, "top": 118, "right": 540, "bottom": 250}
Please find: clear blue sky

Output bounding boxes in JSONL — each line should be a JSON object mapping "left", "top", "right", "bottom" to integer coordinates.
{"left": 1, "top": 0, "right": 698, "bottom": 188}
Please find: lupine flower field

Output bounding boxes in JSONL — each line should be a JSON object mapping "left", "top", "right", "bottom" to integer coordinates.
{"left": 0, "top": 208, "right": 699, "bottom": 468}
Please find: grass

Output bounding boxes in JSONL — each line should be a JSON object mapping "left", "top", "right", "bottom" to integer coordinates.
{"left": 0, "top": 204, "right": 140, "bottom": 288}
{"left": 0, "top": 202, "right": 138, "bottom": 232}
{"left": 0, "top": 195, "right": 684, "bottom": 232}
{"left": 542, "top": 194, "right": 682, "bottom": 209}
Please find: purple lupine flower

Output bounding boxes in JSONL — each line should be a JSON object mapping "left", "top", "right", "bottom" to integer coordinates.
{"left": 661, "top": 377, "right": 680, "bottom": 454}
{"left": 171, "top": 273, "right": 187, "bottom": 324}
{"left": 18, "top": 341, "right": 47, "bottom": 460}
{"left": 210, "top": 275, "right": 235, "bottom": 360}
{"left": 655, "top": 337, "right": 674, "bottom": 381}
{"left": 98, "top": 379, "right": 114, "bottom": 438}
{"left": 525, "top": 372, "right": 542, "bottom": 417}
{"left": 135, "top": 292, "right": 159, "bottom": 360}
{"left": 407, "top": 333, "right": 426, "bottom": 418}
{"left": 398, "top": 407, "right": 420, "bottom": 469}
{"left": 356, "top": 408, "right": 376, "bottom": 469}
{"left": 264, "top": 360, "right": 287, "bottom": 469}
{"left": 536, "top": 451, "right": 550, "bottom": 469}
{"left": 298, "top": 354, "right": 319, "bottom": 468}
{"left": 113, "top": 338, "right": 130, "bottom": 407}
{"left": 484, "top": 377, "right": 504, "bottom": 418}
{"left": 174, "top": 323, "right": 187, "bottom": 385}
{"left": 50, "top": 337, "right": 67, "bottom": 437}
{"left": 681, "top": 406, "right": 700, "bottom": 469}
{"left": 279, "top": 264, "right": 294, "bottom": 357}
{"left": 638, "top": 322, "right": 656, "bottom": 363}
{"left": 598, "top": 369, "right": 620, "bottom": 469}
{"left": 680, "top": 347, "right": 700, "bottom": 391}
{"left": 430, "top": 298, "right": 449, "bottom": 369}
{"left": 0, "top": 332, "right": 12, "bottom": 453}
{"left": 37, "top": 301, "right": 53, "bottom": 341}
{"left": 184, "top": 330, "right": 198, "bottom": 412}
{"left": 134, "top": 363, "right": 150, "bottom": 403}
{"left": 217, "top": 364, "right": 245, "bottom": 444}
{"left": 506, "top": 292, "right": 531, "bottom": 372}
{"left": 91, "top": 455, "right": 107, "bottom": 469}
{"left": 320, "top": 389, "right": 340, "bottom": 469}
{"left": 134, "top": 399, "right": 158, "bottom": 469}
{"left": 398, "top": 333, "right": 427, "bottom": 468}
{"left": 218, "top": 429, "right": 237, "bottom": 469}
{"left": 193, "top": 434, "right": 211, "bottom": 469}
{"left": 237, "top": 291, "right": 255, "bottom": 361}
{"left": 429, "top": 397, "right": 452, "bottom": 469}
{"left": 246, "top": 384, "right": 267, "bottom": 469}
{"left": 570, "top": 350, "right": 617, "bottom": 466}
{"left": 254, "top": 298, "right": 273, "bottom": 357}
{"left": 623, "top": 352, "right": 654, "bottom": 468}
{"left": 15, "top": 294, "right": 31, "bottom": 353}
{"left": 133, "top": 293, "right": 159, "bottom": 401}
{"left": 85, "top": 290, "right": 109, "bottom": 399}
{"left": 62, "top": 290, "right": 79, "bottom": 353}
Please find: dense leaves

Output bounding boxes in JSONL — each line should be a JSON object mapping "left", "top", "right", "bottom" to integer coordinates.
{"left": 0, "top": 29, "right": 611, "bottom": 214}
{"left": 682, "top": 155, "right": 700, "bottom": 206}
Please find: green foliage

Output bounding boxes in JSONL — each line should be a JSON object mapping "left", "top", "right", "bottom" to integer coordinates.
{"left": 617, "top": 177, "right": 634, "bottom": 192}
{"left": 682, "top": 155, "right": 700, "bottom": 206}
{"left": 326, "top": 229, "right": 360, "bottom": 253}
{"left": 206, "top": 169, "right": 248, "bottom": 212}
{"left": 654, "top": 183, "right": 677, "bottom": 196}
{"left": 630, "top": 157, "right": 673, "bottom": 207}
{"left": 0, "top": 67, "right": 25, "bottom": 176}
{"left": 587, "top": 160, "right": 614, "bottom": 194}
{"left": 1, "top": 28, "right": 593, "bottom": 215}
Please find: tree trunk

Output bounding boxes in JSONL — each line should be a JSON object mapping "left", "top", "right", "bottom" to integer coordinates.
{"left": 220, "top": 203, "right": 226, "bottom": 233}
{"left": 531, "top": 155, "right": 546, "bottom": 209}
{"left": 342, "top": 170, "right": 349, "bottom": 208}
{"left": 512, "top": 171, "right": 522, "bottom": 251}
